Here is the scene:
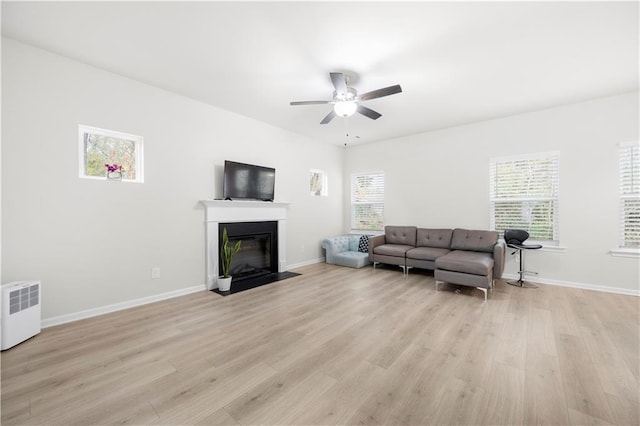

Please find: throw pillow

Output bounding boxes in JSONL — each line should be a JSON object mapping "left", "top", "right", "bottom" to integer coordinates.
{"left": 358, "top": 235, "right": 370, "bottom": 253}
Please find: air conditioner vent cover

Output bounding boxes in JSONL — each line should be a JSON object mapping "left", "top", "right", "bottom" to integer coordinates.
{"left": 2, "top": 281, "right": 41, "bottom": 350}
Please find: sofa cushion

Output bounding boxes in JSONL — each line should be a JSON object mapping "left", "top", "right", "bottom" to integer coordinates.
{"left": 384, "top": 226, "right": 417, "bottom": 246}
{"left": 348, "top": 236, "right": 361, "bottom": 251}
{"left": 435, "top": 250, "right": 494, "bottom": 276}
{"left": 327, "top": 236, "right": 350, "bottom": 253}
{"left": 416, "top": 228, "right": 453, "bottom": 249}
{"left": 450, "top": 229, "right": 498, "bottom": 253}
{"left": 374, "top": 244, "right": 414, "bottom": 257}
{"left": 333, "top": 251, "right": 371, "bottom": 269}
{"left": 406, "top": 246, "right": 451, "bottom": 261}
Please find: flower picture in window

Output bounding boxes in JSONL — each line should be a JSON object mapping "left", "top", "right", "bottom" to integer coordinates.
{"left": 79, "top": 125, "right": 143, "bottom": 182}
{"left": 105, "top": 163, "right": 125, "bottom": 180}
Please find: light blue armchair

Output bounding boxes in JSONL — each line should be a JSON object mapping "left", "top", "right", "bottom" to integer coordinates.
{"left": 322, "top": 235, "right": 372, "bottom": 269}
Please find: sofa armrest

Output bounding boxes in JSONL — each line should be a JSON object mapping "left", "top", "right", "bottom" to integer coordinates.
{"left": 493, "top": 240, "right": 506, "bottom": 279}
{"left": 368, "top": 234, "right": 386, "bottom": 261}
{"left": 322, "top": 236, "right": 350, "bottom": 264}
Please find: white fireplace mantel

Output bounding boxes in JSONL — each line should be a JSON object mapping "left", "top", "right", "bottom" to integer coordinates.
{"left": 199, "top": 200, "right": 290, "bottom": 290}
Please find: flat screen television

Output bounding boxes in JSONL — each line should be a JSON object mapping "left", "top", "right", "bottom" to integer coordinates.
{"left": 223, "top": 160, "right": 275, "bottom": 201}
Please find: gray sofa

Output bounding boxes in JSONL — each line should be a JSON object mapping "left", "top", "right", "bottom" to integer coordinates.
{"left": 369, "top": 226, "right": 505, "bottom": 301}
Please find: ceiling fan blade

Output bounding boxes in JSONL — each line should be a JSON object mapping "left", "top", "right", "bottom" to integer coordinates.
{"left": 320, "top": 110, "right": 337, "bottom": 124}
{"left": 358, "top": 84, "right": 402, "bottom": 101}
{"left": 357, "top": 104, "right": 382, "bottom": 120}
{"left": 330, "top": 72, "right": 348, "bottom": 94}
{"left": 290, "top": 100, "right": 332, "bottom": 106}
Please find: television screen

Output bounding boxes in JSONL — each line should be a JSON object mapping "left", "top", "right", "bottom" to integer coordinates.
{"left": 223, "top": 160, "right": 275, "bottom": 201}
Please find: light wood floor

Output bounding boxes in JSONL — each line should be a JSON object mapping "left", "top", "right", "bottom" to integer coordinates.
{"left": 2, "top": 263, "right": 639, "bottom": 425}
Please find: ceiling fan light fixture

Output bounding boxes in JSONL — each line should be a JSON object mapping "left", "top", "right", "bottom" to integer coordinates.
{"left": 334, "top": 101, "right": 357, "bottom": 117}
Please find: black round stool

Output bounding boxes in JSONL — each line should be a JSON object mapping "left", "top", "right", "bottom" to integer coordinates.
{"left": 504, "top": 229, "right": 542, "bottom": 288}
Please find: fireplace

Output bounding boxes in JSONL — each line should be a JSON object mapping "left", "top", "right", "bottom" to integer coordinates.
{"left": 199, "top": 200, "right": 290, "bottom": 290}
{"left": 219, "top": 221, "right": 278, "bottom": 281}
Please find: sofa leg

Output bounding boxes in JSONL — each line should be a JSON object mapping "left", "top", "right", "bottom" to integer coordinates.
{"left": 435, "top": 280, "right": 442, "bottom": 292}
{"left": 477, "top": 287, "right": 488, "bottom": 301}
{"left": 373, "top": 262, "right": 378, "bottom": 271}
{"left": 399, "top": 265, "right": 413, "bottom": 275}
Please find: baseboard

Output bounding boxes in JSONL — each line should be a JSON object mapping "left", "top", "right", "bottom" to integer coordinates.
{"left": 501, "top": 273, "right": 639, "bottom": 296}
{"left": 287, "top": 257, "right": 325, "bottom": 270}
{"left": 41, "top": 259, "right": 327, "bottom": 328}
{"left": 43, "top": 269, "right": 634, "bottom": 328}
{"left": 41, "top": 285, "right": 204, "bottom": 328}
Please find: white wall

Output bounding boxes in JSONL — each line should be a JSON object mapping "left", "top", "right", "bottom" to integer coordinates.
{"left": 344, "top": 92, "right": 640, "bottom": 293}
{"left": 3, "top": 38, "right": 637, "bottom": 325}
{"left": 1, "top": 38, "right": 344, "bottom": 320}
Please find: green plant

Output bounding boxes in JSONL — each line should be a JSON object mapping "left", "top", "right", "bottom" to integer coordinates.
{"left": 220, "top": 227, "right": 241, "bottom": 278}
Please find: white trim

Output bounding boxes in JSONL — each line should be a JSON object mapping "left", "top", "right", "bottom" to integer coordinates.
{"left": 287, "top": 257, "right": 325, "bottom": 270}
{"left": 537, "top": 245, "right": 566, "bottom": 253}
{"left": 199, "top": 200, "right": 290, "bottom": 290}
{"left": 501, "top": 273, "right": 639, "bottom": 296}
{"left": 489, "top": 150, "right": 561, "bottom": 163}
{"left": 610, "top": 248, "right": 640, "bottom": 258}
{"left": 41, "top": 285, "right": 202, "bottom": 328}
{"left": 350, "top": 230, "right": 384, "bottom": 236}
{"left": 619, "top": 140, "right": 640, "bottom": 148}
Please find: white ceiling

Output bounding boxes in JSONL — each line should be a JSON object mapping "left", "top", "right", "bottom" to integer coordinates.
{"left": 2, "top": 1, "right": 638, "bottom": 146}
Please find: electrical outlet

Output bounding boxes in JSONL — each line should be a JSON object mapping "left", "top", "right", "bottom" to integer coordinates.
{"left": 151, "top": 267, "right": 160, "bottom": 279}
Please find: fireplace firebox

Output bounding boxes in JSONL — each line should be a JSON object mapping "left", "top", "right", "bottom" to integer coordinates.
{"left": 219, "top": 221, "right": 278, "bottom": 281}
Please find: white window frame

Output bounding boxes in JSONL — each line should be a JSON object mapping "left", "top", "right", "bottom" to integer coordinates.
{"left": 489, "top": 151, "right": 560, "bottom": 246}
{"left": 310, "top": 169, "right": 328, "bottom": 197}
{"left": 612, "top": 141, "right": 640, "bottom": 257}
{"left": 78, "top": 125, "right": 144, "bottom": 183}
{"left": 351, "top": 171, "right": 385, "bottom": 232}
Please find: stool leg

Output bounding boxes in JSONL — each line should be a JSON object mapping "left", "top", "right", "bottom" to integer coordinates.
{"left": 508, "top": 249, "right": 526, "bottom": 287}
{"left": 508, "top": 248, "right": 539, "bottom": 288}
{"left": 519, "top": 249, "right": 525, "bottom": 286}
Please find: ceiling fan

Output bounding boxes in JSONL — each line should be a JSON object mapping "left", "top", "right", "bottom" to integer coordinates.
{"left": 290, "top": 72, "right": 402, "bottom": 124}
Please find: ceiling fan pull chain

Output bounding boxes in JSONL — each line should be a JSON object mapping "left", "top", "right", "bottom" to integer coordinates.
{"left": 344, "top": 118, "right": 350, "bottom": 146}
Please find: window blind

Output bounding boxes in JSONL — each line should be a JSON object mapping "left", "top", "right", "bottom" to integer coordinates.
{"left": 620, "top": 142, "right": 640, "bottom": 248}
{"left": 490, "top": 152, "right": 560, "bottom": 242}
{"left": 351, "top": 172, "right": 384, "bottom": 231}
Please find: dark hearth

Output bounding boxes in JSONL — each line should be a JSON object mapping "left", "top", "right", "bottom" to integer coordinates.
{"left": 219, "top": 221, "right": 278, "bottom": 281}
{"left": 212, "top": 271, "right": 300, "bottom": 296}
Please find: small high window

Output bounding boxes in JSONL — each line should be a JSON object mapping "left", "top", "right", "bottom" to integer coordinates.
{"left": 310, "top": 169, "right": 328, "bottom": 196}
{"left": 78, "top": 125, "right": 144, "bottom": 182}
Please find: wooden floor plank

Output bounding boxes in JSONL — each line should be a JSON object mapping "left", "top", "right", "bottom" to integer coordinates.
{"left": 1, "top": 263, "right": 637, "bottom": 425}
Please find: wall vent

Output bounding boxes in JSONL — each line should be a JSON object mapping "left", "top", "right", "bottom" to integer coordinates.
{"left": 2, "top": 281, "right": 41, "bottom": 350}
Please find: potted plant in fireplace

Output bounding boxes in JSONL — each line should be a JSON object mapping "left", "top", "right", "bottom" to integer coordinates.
{"left": 218, "top": 227, "right": 241, "bottom": 291}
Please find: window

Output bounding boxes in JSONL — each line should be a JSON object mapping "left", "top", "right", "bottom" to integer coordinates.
{"left": 310, "top": 169, "right": 328, "bottom": 196}
{"left": 78, "top": 125, "right": 143, "bottom": 182}
{"left": 351, "top": 171, "right": 384, "bottom": 231}
{"left": 619, "top": 142, "right": 640, "bottom": 248}
{"left": 490, "top": 152, "right": 560, "bottom": 243}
